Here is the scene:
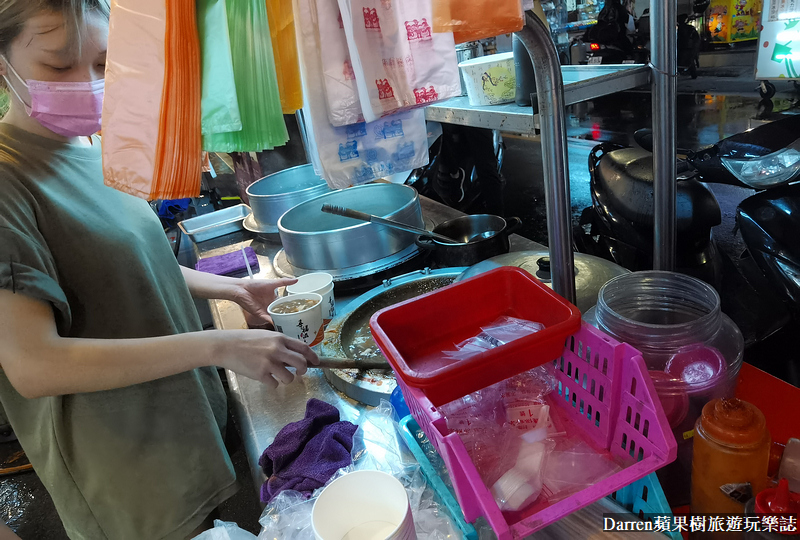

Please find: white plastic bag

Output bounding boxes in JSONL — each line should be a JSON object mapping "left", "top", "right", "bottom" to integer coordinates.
{"left": 295, "top": 0, "right": 429, "bottom": 189}
{"left": 315, "top": 0, "right": 364, "bottom": 127}
{"left": 338, "top": 0, "right": 461, "bottom": 122}
{"left": 192, "top": 520, "right": 258, "bottom": 540}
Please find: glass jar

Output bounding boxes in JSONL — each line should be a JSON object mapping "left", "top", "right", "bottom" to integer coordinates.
{"left": 692, "top": 399, "right": 770, "bottom": 523}
{"left": 584, "top": 271, "right": 744, "bottom": 505}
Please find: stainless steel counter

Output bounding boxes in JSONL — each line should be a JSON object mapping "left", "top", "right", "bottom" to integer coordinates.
{"left": 424, "top": 65, "right": 650, "bottom": 134}
{"left": 198, "top": 196, "right": 658, "bottom": 538}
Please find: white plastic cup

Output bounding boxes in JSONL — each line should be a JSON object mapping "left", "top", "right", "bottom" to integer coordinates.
{"left": 286, "top": 273, "right": 336, "bottom": 324}
{"left": 312, "top": 471, "right": 416, "bottom": 540}
{"left": 267, "top": 293, "right": 324, "bottom": 347}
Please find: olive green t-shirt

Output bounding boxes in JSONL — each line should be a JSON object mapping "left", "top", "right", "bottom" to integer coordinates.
{"left": 0, "top": 123, "right": 238, "bottom": 540}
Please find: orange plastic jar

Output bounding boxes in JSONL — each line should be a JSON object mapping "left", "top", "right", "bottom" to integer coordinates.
{"left": 691, "top": 398, "right": 771, "bottom": 517}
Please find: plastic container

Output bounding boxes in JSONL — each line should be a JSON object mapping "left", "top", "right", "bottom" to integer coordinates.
{"left": 584, "top": 271, "right": 744, "bottom": 505}
{"left": 609, "top": 473, "right": 682, "bottom": 540}
{"left": 370, "top": 267, "right": 581, "bottom": 407}
{"left": 398, "top": 416, "right": 478, "bottom": 540}
{"left": 458, "top": 53, "right": 516, "bottom": 106}
{"left": 691, "top": 398, "right": 771, "bottom": 516}
{"left": 393, "top": 322, "right": 677, "bottom": 540}
{"left": 744, "top": 479, "right": 800, "bottom": 539}
{"left": 779, "top": 439, "right": 800, "bottom": 494}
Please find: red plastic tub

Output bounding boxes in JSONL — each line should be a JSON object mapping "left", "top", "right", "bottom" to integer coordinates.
{"left": 370, "top": 267, "right": 581, "bottom": 406}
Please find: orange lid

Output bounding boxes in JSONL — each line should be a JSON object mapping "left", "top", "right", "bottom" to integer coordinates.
{"left": 698, "top": 398, "right": 768, "bottom": 447}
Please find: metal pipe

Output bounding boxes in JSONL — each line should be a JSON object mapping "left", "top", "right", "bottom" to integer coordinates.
{"left": 650, "top": 0, "right": 678, "bottom": 270}
{"left": 515, "top": 13, "right": 577, "bottom": 305}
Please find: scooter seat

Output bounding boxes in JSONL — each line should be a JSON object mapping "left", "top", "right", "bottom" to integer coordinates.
{"left": 595, "top": 147, "right": 721, "bottom": 233}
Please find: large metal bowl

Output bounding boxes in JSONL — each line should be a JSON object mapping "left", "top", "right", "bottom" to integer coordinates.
{"left": 246, "top": 164, "right": 331, "bottom": 230}
{"left": 278, "top": 183, "right": 423, "bottom": 270}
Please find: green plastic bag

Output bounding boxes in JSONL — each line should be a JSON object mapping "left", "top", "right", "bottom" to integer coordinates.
{"left": 203, "top": 0, "right": 289, "bottom": 152}
{"left": 197, "top": 0, "right": 242, "bottom": 136}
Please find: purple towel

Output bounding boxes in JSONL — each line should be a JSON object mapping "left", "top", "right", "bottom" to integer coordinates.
{"left": 195, "top": 247, "right": 259, "bottom": 278}
{"left": 258, "top": 399, "right": 358, "bottom": 503}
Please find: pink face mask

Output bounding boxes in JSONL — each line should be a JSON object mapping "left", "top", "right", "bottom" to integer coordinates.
{"left": 2, "top": 56, "right": 104, "bottom": 138}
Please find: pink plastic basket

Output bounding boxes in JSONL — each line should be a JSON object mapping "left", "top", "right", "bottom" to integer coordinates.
{"left": 396, "top": 322, "right": 678, "bottom": 540}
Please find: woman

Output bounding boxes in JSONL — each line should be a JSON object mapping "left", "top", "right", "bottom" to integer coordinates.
{"left": 0, "top": 1, "right": 318, "bottom": 538}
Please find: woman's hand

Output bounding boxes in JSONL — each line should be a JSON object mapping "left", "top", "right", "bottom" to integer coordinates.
{"left": 231, "top": 277, "right": 297, "bottom": 325}
{"left": 179, "top": 267, "right": 297, "bottom": 326}
{"left": 216, "top": 330, "right": 319, "bottom": 389}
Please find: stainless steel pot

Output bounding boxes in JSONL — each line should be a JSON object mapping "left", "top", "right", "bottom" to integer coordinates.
{"left": 278, "top": 184, "right": 423, "bottom": 270}
{"left": 456, "top": 250, "right": 630, "bottom": 313}
{"left": 246, "top": 164, "right": 331, "bottom": 230}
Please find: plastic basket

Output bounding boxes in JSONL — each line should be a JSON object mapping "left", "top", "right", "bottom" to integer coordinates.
{"left": 610, "top": 473, "right": 682, "bottom": 540}
{"left": 394, "top": 322, "right": 678, "bottom": 540}
{"left": 370, "top": 267, "right": 581, "bottom": 406}
{"left": 398, "top": 416, "right": 478, "bottom": 540}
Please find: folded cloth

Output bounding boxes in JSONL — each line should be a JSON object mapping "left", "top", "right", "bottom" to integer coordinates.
{"left": 195, "top": 247, "right": 259, "bottom": 277}
{"left": 258, "top": 398, "right": 358, "bottom": 503}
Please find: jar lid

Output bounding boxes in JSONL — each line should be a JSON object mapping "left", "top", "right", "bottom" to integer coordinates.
{"left": 754, "top": 479, "right": 800, "bottom": 535}
{"left": 699, "top": 398, "right": 768, "bottom": 447}
{"left": 665, "top": 344, "right": 727, "bottom": 395}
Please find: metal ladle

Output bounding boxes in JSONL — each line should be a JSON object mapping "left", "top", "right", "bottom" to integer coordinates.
{"left": 320, "top": 204, "right": 463, "bottom": 244}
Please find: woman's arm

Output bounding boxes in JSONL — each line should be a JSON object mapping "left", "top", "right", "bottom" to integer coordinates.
{"left": 179, "top": 266, "right": 296, "bottom": 323}
{"left": 0, "top": 289, "right": 318, "bottom": 399}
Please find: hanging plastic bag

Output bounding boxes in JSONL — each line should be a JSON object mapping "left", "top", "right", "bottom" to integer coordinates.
{"left": 294, "top": 0, "right": 429, "bottom": 189}
{"left": 103, "top": 0, "right": 203, "bottom": 200}
{"left": 432, "top": 0, "right": 524, "bottom": 44}
{"left": 198, "top": 0, "right": 242, "bottom": 135}
{"left": 337, "top": 0, "right": 461, "bottom": 123}
{"left": 266, "top": 0, "right": 303, "bottom": 113}
{"left": 315, "top": 0, "right": 364, "bottom": 127}
{"left": 203, "top": 0, "right": 289, "bottom": 152}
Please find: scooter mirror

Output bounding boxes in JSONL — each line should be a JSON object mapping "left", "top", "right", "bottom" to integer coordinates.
{"left": 634, "top": 129, "right": 654, "bottom": 152}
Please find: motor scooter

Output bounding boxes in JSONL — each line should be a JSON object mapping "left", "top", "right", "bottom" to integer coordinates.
{"left": 575, "top": 114, "right": 800, "bottom": 342}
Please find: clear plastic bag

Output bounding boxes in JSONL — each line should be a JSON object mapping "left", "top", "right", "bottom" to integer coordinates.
{"left": 294, "top": 0, "right": 429, "bottom": 189}
{"left": 432, "top": 0, "right": 524, "bottom": 44}
{"left": 442, "top": 316, "right": 545, "bottom": 361}
{"left": 540, "top": 438, "right": 624, "bottom": 504}
{"left": 337, "top": 0, "right": 461, "bottom": 122}
{"left": 258, "top": 402, "right": 460, "bottom": 540}
{"left": 192, "top": 520, "right": 258, "bottom": 540}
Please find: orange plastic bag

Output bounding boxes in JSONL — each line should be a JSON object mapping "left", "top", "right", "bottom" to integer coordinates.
{"left": 432, "top": 0, "right": 524, "bottom": 44}
{"left": 266, "top": 0, "right": 303, "bottom": 113}
{"left": 103, "top": 0, "right": 202, "bottom": 200}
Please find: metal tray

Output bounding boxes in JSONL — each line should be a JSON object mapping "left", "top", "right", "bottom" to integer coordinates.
{"left": 178, "top": 204, "right": 251, "bottom": 243}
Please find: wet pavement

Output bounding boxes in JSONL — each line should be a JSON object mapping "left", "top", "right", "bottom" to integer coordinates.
{"left": 5, "top": 76, "right": 800, "bottom": 538}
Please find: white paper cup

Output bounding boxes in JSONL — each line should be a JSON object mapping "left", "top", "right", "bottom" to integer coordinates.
{"left": 287, "top": 273, "right": 336, "bottom": 324}
{"left": 458, "top": 52, "right": 516, "bottom": 106}
{"left": 267, "top": 293, "right": 324, "bottom": 347}
{"left": 312, "top": 471, "right": 416, "bottom": 540}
